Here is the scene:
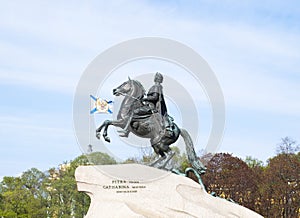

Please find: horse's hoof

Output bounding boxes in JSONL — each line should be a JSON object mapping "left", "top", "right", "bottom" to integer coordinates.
{"left": 105, "top": 137, "right": 111, "bottom": 143}
{"left": 96, "top": 133, "right": 101, "bottom": 140}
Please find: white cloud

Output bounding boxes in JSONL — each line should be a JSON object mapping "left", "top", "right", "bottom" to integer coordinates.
{"left": 1, "top": 2, "right": 299, "bottom": 102}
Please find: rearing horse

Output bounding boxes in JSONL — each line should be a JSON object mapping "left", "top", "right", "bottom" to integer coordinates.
{"left": 96, "top": 78, "right": 206, "bottom": 173}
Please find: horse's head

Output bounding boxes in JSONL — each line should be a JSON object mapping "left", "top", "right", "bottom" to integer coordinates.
{"left": 113, "top": 77, "right": 145, "bottom": 99}
{"left": 113, "top": 78, "right": 133, "bottom": 96}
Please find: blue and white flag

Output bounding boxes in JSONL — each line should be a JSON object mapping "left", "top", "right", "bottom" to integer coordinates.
{"left": 90, "top": 95, "right": 113, "bottom": 114}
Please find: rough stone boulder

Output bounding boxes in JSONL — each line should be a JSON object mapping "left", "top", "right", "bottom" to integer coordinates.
{"left": 75, "top": 164, "right": 263, "bottom": 218}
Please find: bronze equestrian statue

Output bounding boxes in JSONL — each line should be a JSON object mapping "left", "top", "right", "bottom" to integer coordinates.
{"left": 96, "top": 73, "right": 206, "bottom": 174}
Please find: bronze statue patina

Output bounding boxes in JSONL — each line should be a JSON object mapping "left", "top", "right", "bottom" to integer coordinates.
{"left": 96, "top": 73, "right": 206, "bottom": 175}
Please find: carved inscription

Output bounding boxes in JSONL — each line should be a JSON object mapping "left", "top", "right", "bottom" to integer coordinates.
{"left": 102, "top": 180, "right": 147, "bottom": 193}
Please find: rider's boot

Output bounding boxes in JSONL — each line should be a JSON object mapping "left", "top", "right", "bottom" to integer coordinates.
{"left": 164, "top": 125, "right": 173, "bottom": 137}
{"left": 163, "top": 115, "right": 174, "bottom": 137}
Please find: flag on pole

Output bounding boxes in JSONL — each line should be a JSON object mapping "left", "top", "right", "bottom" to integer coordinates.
{"left": 90, "top": 95, "right": 113, "bottom": 114}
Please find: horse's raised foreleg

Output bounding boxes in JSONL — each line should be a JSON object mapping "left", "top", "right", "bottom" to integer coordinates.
{"left": 96, "top": 120, "right": 111, "bottom": 142}
{"left": 96, "top": 119, "right": 127, "bottom": 142}
{"left": 96, "top": 122, "right": 105, "bottom": 139}
{"left": 102, "top": 120, "right": 112, "bottom": 142}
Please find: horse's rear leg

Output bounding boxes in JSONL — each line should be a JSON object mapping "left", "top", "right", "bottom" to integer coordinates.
{"left": 159, "top": 149, "right": 175, "bottom": 169}
{"left": 148, "top": 142, "right": 175, "bottom": 169}
{"left": 149, "top": 155, "right": 166, "bottom": 167}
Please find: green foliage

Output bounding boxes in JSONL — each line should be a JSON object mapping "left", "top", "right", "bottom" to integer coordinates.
{"left": 169, "top": 147, "right": 189, "bottom": 172}
{"left": 86, "top": 152, "right": 117, "bottom": 165}
{"left": 245, "top": 156, "right": 264, "bottom": 168}
{"left": 0, "top": 152, "right": 116, "bottom": 218}
{"left": 0, "top": 170, "right": 47, "bottom": 218}
{"left": 122, "top": 157, "right": 139, "bottom": 164}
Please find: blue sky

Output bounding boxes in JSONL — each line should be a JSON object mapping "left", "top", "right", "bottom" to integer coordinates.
{"left": 1, "top": 0, "right": 300, "bottom": 179}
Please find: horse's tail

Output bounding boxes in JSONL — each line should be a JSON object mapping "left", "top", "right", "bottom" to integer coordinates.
{"left": 180, "top": 128, "right": 206, "bottom": 174}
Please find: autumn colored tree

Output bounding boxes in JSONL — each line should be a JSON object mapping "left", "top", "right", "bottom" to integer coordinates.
{"left": 201, "top": 153, "right": 261, "bottom": 211}
{"left": 260, "top": 139, "right": 300, "bottom": 218}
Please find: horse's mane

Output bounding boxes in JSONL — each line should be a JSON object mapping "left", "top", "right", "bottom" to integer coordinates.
{"left": 133, "top": 79, "right": 146, "bottom": 97}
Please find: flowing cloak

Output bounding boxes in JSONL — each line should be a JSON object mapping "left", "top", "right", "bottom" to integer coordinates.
{"left": 147, "top": 84, "right": 167, "bottom": 117}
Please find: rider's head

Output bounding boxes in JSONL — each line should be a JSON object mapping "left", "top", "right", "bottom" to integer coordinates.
{"left": 154, "top": 72, "right": 163, "bottom": 83}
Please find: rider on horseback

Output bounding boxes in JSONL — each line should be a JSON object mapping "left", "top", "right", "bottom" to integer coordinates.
{"left": 97, "top": 74, "right": 207, "bottom": 175}
{"left": 119, "top": 72, "right": 173, "bottom": 137}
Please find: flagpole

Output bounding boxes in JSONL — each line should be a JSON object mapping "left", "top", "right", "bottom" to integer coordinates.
{"left": 88, "top": 95, "right": 91, "bottom": 153}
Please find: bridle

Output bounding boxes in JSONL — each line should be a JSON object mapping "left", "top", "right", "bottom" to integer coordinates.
{"left": 115, "top": 80, "right": 143, "bottom": 101}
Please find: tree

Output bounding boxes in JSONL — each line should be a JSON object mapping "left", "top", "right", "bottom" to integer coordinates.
{"left": 260, "top": 153, "right": 300, "bottom": 218}
{"left": 0, "top": 152, "right": 118, "bottom": 218}
{"left": 86, "top": 152, "right": 117, "bottom": 165}
{"left": 201, "top": 153, "right": 261, "bottom": 211}
{"left": 45, "top": 155, "right": 90, "bottom": 218}
{"left": 45, "top": 152, "right": 116, "bottom": 217}
{"left": 245, "top": 156, "right": 264, "bottom": 168}
{"left": 0, "top": 169, "right": 48, "bottom": 218}
{"left": 0, "top": 176, "right": 25, "bottom": 217}
{"left": 0, "top": 168, "right": 46, "bottom": 218}
{"left": 277, "top": 137, "right": 299, "bottom": 154}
